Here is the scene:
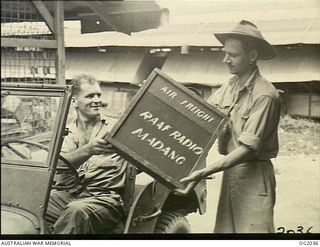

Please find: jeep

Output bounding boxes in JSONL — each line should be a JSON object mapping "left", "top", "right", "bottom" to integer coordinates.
{"left": 1, "top": 82, "right": 207, "bottom": 234}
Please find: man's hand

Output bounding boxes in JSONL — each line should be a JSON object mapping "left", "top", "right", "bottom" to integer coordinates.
{"left": 174, "top": 180, "right": 198, "bottom": 196}
{"left": 110, "top": 153, "right": 123, "bottom": 162}
{"left": 87, "top": 138, "right": 118, "bottom": 156}
{"left": 180, "top": 169, "right": 205, "bottom": 184}
{"left": 174, "top": 169, "right": 206, "bottom": 196}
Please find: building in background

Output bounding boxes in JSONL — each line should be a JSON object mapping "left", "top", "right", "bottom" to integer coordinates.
{"left": 62, "top": 0, "right": 319, "bottom": 119}
{"left": 2, "top": 1, "right": 319, "bottom": 119}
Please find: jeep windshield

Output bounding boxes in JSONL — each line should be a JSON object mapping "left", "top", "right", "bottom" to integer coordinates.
{"left": 1, "top": 83, "right": 72, "bottom": 169}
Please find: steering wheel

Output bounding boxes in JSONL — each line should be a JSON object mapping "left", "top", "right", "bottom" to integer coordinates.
{"left": 1, "top": 139, "right": 79, "bottom": 190}
{"left": 1, "top": 139, "right": 31, "bottom": 160}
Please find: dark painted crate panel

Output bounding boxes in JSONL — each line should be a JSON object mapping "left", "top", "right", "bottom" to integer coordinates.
{"left": 106, "top": 69, "right": 228, "bottom": 189}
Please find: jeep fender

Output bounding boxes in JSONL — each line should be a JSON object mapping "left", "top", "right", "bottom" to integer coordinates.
{"left": 124, "top": 179, "right": 206, "bottom": 233}
{"left": 1, "top": 206, "right": 40, "bottom": 234}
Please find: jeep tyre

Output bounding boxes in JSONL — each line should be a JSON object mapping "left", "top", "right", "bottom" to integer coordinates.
{"left": 154, "top": 212, "right": 191, "bottom": 233}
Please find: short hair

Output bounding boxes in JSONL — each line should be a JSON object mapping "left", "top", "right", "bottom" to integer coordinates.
{"left": 68, "top": 74, "right": 100, "bottom": 96}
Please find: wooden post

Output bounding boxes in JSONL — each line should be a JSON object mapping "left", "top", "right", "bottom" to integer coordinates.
{"left": 54, "top": 1, "right": 65, "bottom": 85}
{"left": 308, "top": 83, "right": 312, "bottom": 120}
{"left": 32, "top": 1, "right": 55, "bottom": 34}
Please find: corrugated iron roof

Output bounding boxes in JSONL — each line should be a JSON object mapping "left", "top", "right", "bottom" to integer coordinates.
{"left": 259, "top": 46, "right": 320, "bottom": 83}
{"left": 65, "top": 51, "right": 148, "bottom": 84}
{"left": 161, "top": 46, "right": 320, "bottom": 86}
{"left": 65, "top": 0, "right": 320, "bottom": 47}
{"left": 2, "top": 47, "right": 319, "bottom": 84}
{"left": 162, "top": 53, "right": 229, "bottom": 86}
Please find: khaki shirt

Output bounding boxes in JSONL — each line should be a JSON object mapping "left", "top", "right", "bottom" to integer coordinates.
{"left": 208, "top": 68, "right": 281, "bottom": 160}
{"left": 59, "top": 115, "right": 126, "bottom": 195}
{"left": 208, "top": 68, "right": 280, "bottom": 233}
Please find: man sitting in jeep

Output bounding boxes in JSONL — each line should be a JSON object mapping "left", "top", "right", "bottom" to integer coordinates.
{"left": 45, "top": 74, "right": 127, "bottom": 234}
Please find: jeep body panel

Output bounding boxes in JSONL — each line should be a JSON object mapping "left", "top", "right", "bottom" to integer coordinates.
{"left": 124, "top": 173, "right": 206, "bottom": 233}
{"left": 1, "top": 83, "right": 73, "bottom": 234}
{"left": 125, "top": 180, "right": 170, "bottom": 233}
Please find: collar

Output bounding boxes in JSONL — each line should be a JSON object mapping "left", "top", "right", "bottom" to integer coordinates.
{"left": 67, "top": 114, "right": 113, "bottom": 144}
{"left": 68, "top": 114, "right": 108, "bottom": 132}
{"left": 228, "top": 67, "right": 259, "bottom": 93}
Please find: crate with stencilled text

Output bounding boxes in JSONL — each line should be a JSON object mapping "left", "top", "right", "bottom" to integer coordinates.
{"left": 105, "top": 68, "right": 228, "bottom": 189}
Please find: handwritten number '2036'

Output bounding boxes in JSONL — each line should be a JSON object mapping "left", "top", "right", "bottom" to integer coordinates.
{"left": 277, "top": 226, "right": 313, "bottom": 234}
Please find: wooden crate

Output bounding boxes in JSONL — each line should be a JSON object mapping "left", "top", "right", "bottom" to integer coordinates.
{"left": 106, "top": 68, "right": 228, "bottom": 189}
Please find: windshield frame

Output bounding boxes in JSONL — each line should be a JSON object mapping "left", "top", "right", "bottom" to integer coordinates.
{"left": 1, "top": 83, "right": 72, "bottom": 170}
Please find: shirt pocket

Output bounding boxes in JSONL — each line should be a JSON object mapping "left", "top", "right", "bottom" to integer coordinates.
{"left": 229, "top": 104, "right": 247, "bottom": 134}
{"left": 240, "top": 108, "right": 250, "bottom": 124}
{"left": 235, "top": 106, "right": 251, "bottom": 132}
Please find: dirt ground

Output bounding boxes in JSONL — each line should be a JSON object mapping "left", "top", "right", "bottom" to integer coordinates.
{"left": 187, "top": 117, "right": 320, "bottom": 234}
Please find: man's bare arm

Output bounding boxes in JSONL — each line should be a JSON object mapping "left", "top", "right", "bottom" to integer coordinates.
{"left": 175, "top": 144, "right": 255, "bottom": 195}
{"left": 201, "top": 144, "right": 256, "bottom": 177}
{"left": 61, "top": 138, "right": 118, "bottom": 169}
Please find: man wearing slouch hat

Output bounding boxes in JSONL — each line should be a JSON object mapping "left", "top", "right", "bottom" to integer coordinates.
{"left": 176, "top": 20, "right": 281, "bottom": 233}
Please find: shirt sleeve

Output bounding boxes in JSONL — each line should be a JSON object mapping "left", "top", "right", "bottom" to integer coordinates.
{"left": 56, "top": 131, "right": 79, "bottom": 180}
{"left": 238, "top": 95, "right": 281, "bottom": 151}
{"left": 61, "top": 131, "right": 78, "bottom": 153}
